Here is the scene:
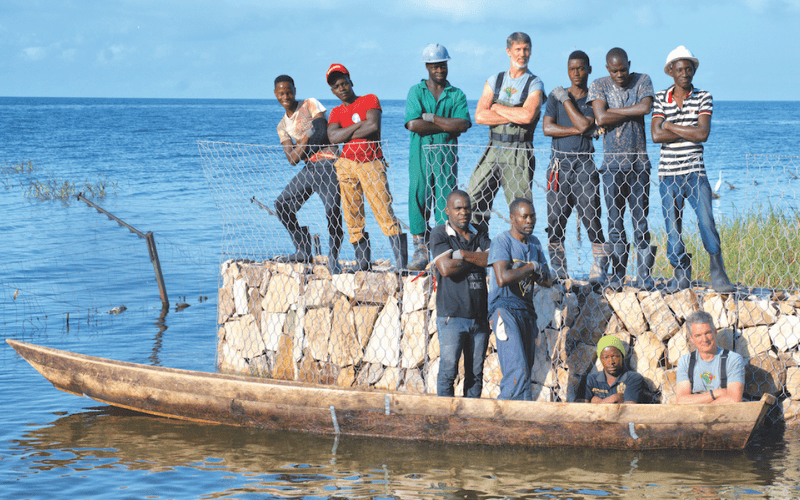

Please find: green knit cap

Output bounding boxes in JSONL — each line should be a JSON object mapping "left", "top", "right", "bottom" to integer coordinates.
{"left": 597, "top": 335, "right": 626, "bottom": 358}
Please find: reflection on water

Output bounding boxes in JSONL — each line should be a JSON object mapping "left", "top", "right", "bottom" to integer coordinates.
{"left": 7, "top": 407, "right": 799, "bottom": 499}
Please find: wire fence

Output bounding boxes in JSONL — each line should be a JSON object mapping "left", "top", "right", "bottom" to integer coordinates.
{"left": 202, "top": 139, "right": 800, "bottom": 425}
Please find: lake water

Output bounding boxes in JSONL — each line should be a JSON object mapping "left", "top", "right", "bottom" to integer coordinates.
{"left": 2, "top": 97, "right": 800, "bottom": 499}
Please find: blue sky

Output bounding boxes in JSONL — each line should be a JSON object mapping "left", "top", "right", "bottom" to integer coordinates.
{"left": 2, "top": 0, "right": 799, "bottom": 100}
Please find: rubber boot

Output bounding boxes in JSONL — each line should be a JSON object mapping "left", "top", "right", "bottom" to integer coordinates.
{"left": 407, "top": 233, "right": 429, "bottom": 271}
{"left": 389, "top": 233, "right": 408, "bottom": 272}
{"left": 548, "top": 242, "right": 569, "bottom": 281}
{"left": 607, "top": 242, "right": 629, "bottom": 291}
{"left": 353, "top": 232, "right": 371, "bottom": 272}
{"left": 709, "top": 252, "right": 736, "bottom": 293}
{"left": 634, "top": 245, "right": 657, "bottom": 291}
{"left": 276, "top": 226, "right": 313, "bottom": 263}
{"left": 327, "top": 235, "right": 342, "bottom": 275}
{"left": 664, "top": 253, "right": 692, "bottom": 293}
{"left": 589, "top": 242, "right": 611, "bottom": 285}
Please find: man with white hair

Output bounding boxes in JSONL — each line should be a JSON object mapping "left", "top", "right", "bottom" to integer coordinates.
{"left": 675, "top": 310, "right": 744, "bottom": 404}
{"left": 405, "top": 44, "right": 472, "bottom": 271}
{"left": 467, "top": 32, "right": 545, "bottom": 232}
{"left": 651, "top": 46, "right": 736, "bottom": 293}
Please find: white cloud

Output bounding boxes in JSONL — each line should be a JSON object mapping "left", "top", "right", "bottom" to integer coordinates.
{"left": 22, "top": 46, "right": 46, "bottom": 60}
{"left": 449, "top": 39, "right": 491, "bottom": 58}
{"left": 743, "top": 0, "right": 770, "bottom": 11}
{"left": 97, "top": 44, "right": 125, "bottom": 63}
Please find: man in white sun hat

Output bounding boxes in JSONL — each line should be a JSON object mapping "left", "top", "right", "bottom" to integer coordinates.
{"left": 405, "top": 44, "right": 472, "bottom": 271}
{"left": 651, "top": 45, "right": 736, "bottom": 294}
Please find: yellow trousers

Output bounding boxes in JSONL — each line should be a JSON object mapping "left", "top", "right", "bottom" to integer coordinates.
{"left": 334, "top": 157, "right": 402, "bottom": 244}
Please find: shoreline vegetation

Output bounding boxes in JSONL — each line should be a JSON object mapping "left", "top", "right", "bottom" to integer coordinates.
{"left": 2, "top": 160, "right": 117, "bottom": 202}
{"left": 653, "top": 206, "right": 800, "bottom": 290}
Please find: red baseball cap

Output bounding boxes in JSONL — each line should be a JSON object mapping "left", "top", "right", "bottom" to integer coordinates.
{"left": 326, "top": 63, "right": 350, "bottom": 85}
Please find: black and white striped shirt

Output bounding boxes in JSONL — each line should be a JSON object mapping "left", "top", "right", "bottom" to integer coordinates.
{"left": 653, "top": 86, "right": 712, "bottom": 176}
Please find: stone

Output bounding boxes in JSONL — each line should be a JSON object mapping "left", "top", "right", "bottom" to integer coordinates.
{"left": 291, "top": 304, "right": 305, "bottom": 363}
{"left": 574, "top": 292, "right": 614, "bottom": 344}
{"left": 659, "top": 369, "right": 678, "bottom": 405}
{"left": 556, "top": 368, "right": 570, "bottom": 402}
{"left": 232, "top": 278, "right": 249, "bottom": 316}
{"left": 779, "top": 302, "right": 797, "bottom": 315}
{"left": 402, "top": 368, "right": 426, "bottom": 393}
{"left": 786, "top": 367, "right": 800, "bottom": 401}
{"left": 662, "top": 288, "right": 700, "bottom": 321}
{"left": 336, "top": 365, "right": 356, "bottom": 387}
{"left": 352, "top": 305, "right": 382, "bottom": 349}
{"left": 482, "top": 381, "right": 501, "bottom": 399}
{"left": 427, "top": 309, "right": 438, "bottom": 336}
{"left": 717, "top": 328, "right": 734, "bottom": 351}
{"left": 427, "top": 331, "right": 440, "bottom": 360}
{"left": 319, "top": 362, "right": 339, "bottom": 385}
{"left": 400, "top": 311, "right": 428, "bottom": 369}
{"left": 241, "top": 263, "right": 264, "bottom": 288}
{"left": 638, "top": 290, "right": 681, "bottom": 341}
{"left": 483, "top": 352, "right": 503, "bottom": 386}
{"left": 354, "top": 271, "right": 399, "bottom": 304}
{"left": 531, "top": 334, "right": 552, "bottom": 384}
{"left": 781, "top": 399, "right": 800, "bottom": 426}
{"left": 332, "top": 274, "right": 357, "bottom": 299}
{"left": 272, "top": 331, "right": 295, "bottom": 381}
{"left": 248, "top": 287, "right": 262, "bottom": 318}
{"left": 703, "top": 293, "right": 733, "bottom": 329}
{"left": 266, "top": 261, "right": 306, "bottom": 276}
{"left": 260, "top": 312, "right": 287, "bottom": 352}
{"left": 566, "top": 343, "right": 596, "bottom": 378}
{"left": 630, "top": 331, "right": 664, "bottom": 391}
{"left": 330, "top": 295, "right": 362, "bottom": 367}
{"left": 218, "top": 287, "right": 234, "bottom": 325}
{"left": 666, "top": 333, "right": 693, "bottom": 368}
{"left": 769, "top": 315, "right": 800, "bottom": 352}
{"left": 305, "top": 307, "right": 332, "bottom": 362}
{"left": 262, "top": 273, "right": 300, "bottom": 313}
{"left": 355, "top": 363, "right": 385, "bottom": 387}
{"left": 746, "top": 352, "right": 787, "bottom": 398}
{"left": 539, "top": 327, "right": 561, "bottom": 362}
{"left": 603, "top": 314, "right": 625, "bottom": 337}
{"left": 312, "top": 264, "right": 332, "bottom": 280}
{"left": 738, "top": 300, "right": 778, "bottom": 328}
{"left": 402, "top": 274, "right": 432, "bottom": 312}
{"left": 533, "top": 383, "right": 554, "bottom": 402}
{"left": 223, "top": 314, "right": 263, "bottom": 361}
{"left": 605, "top": 290, "right": 647, "bottom": 336}
{"left": 533, "top": 286, "right": 562, "bottom": 331}
{"left": 735, "top": 326, "right": 772, "bottom": 358}
{"left": 557, "top": 292, "right": 580, "bottom": 329}
{"left": 363, "top": 299, "right": 402, "bottom": 367}
{"left": 426, "top": 357, "right": 440, "bottom": 394}
{"left": 217, "top": 337, "right": 249, "bottom": 375}
{"left": 564, "top": 372, "right": 585, "bottom": 403}
{"left": 297, "top": 354, "right": 322, "bottom": 384}
{"left": 304, "top": 279, "right": 337, "bottom": 308}
{"left": 374, "top": 366, "right": 403, "bottom": 390}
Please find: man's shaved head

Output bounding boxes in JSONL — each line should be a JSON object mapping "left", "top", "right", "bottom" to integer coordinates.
{"left": 447, "top": 189, "right": 470, "bottom": 206}
{"left": 606, "top": 47, "right": 628, "bottom": 63}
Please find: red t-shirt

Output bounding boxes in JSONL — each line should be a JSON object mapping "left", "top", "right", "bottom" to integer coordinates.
{"left": 328, "top": 94, "right": 383, "bottom": 161}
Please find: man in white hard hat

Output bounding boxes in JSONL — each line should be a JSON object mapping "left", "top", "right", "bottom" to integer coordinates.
{"left": 651, "top": 46, "right": 736, "bottom": 293}
{"left": 405, "top": 44, "right": 472, "bottom": 271}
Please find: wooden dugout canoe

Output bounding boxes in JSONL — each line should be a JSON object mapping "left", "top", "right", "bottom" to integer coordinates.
{"left": 7, "top": 339, "right": 776, "bottom": 450}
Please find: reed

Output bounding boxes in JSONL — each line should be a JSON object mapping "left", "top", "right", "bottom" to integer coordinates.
{"left": 2, "top": 160, "right": 117, "bottom": 202}
{"left": 653, "top": 206, "right": 800, "bottom": 290}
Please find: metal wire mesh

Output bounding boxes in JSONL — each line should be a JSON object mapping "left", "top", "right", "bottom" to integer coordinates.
{"left": 203, "top": 140, "right": 800, "bottom": 424}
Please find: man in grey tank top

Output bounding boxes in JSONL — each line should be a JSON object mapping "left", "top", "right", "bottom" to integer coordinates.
{"left": 467, "top": 32, "right": 545, "bottom": 232}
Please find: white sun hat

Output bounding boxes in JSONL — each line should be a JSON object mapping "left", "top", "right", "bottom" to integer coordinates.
{"left": 664, "top": 45, "right": 699, "bottom": 75}
{"left": 422, "top": 44, "right": 451, "bottom": 64}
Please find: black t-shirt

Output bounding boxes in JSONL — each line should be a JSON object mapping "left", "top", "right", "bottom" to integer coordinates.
{"left": 430, "top": 222, "right": 491, "bottom": 320}
{"left": 544, "top": 91, "right": 595, "bottom": 153}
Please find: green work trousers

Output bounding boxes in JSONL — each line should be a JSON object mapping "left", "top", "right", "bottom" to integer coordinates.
{"left": 467, "top": 141, "right": 535, "bottom": 225}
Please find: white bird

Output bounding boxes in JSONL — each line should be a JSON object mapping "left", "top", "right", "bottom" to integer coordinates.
{"left": 714, "top": 171, "right": 723, "bottom": 193}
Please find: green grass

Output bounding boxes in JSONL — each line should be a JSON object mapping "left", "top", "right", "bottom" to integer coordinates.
{"left": 2, "top": 160, "right": 117, "bottom": 202}
{"left": 653, "top": 206, "right": 800, "bottom": 290}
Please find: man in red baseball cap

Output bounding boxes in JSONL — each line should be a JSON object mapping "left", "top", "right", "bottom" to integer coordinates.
{"left": 326, "top": 64, "right": 406, "bottom": 272}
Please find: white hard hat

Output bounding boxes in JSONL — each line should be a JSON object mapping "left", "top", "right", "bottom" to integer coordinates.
{"left": 664, "top": 45, "right": 699, "bottom": 75}
{"left": 422, "top": 44, "right": 451, "bottom": 64}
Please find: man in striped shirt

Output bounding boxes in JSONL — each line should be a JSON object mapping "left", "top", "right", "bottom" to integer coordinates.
{"left": 652, "top": 46, "right": 735, "bottom": 293}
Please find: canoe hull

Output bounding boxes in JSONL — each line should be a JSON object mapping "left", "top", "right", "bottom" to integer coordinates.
{"left": 7, "top": 339, "right": 773, "bottom": 450}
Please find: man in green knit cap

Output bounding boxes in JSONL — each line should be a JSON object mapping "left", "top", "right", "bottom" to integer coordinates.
{"left": 582, "top": 335, "right": 643, "bottom": 404}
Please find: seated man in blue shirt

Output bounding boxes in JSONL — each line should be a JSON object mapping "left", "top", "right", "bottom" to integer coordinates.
{"left": 583, "top": 335, "right": 643, "bottom": 404}
{"left": 675, "top": 311, "right": 744, "bottom": 404}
